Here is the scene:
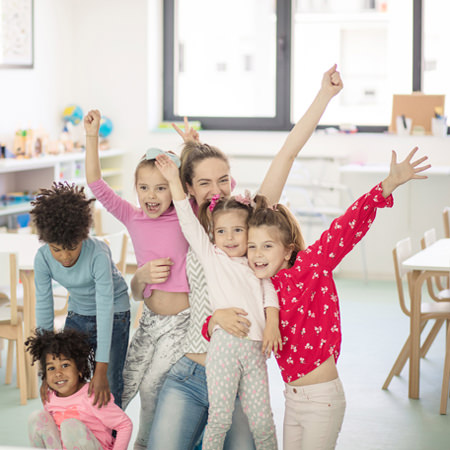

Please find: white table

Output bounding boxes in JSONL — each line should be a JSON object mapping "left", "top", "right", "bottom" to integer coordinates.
{"left": 0, "top": 232, "right": 43, "bottom": 399}
{"left": 402, "top": 238, "right": 450, "bottom": 399}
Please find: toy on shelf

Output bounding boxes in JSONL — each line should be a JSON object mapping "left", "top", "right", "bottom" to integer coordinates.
{"left": 13, "top": 128, "right": 50, "bottom": 158}
{"left": 98, "top": 115, "right": 113, "bottom": 150}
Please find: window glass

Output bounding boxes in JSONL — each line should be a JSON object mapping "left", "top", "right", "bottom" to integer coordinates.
{"left": 423, "top": 2, "right": 450, "bottom": 117}
{"left": 292, "top": 0, "right": 413, "bottom": 126}
{"left": 174, "top": 0, "right": 276, "bottom": 118}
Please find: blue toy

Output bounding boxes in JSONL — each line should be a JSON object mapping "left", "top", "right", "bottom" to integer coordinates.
{"left": 99, "top": 116, "right": 113, "bottom": 138}
{"left": 63, "top": 105, "right": 84, "bottom": 125}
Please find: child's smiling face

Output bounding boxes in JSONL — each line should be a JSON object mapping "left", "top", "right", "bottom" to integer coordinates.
{"left": 45, "top": 353, "right": 82, "bottom": 397}
{"left": 136, "top": 165, "right": 173, "bottom": 218}
{"left": 213, "top": 210, "right": 248, "bottom": 258}
{"left": 247, "top": 225, "right": 292, "bottom": 279}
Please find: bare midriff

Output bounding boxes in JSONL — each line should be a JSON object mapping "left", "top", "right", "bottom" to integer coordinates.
{"left": 144, "top": 290, "right": 189, "bottom": 316}
{"left": 288, "top": 355, "right": 338, "bottom": 387}
{"left": 185, "top": 353, "right": 207, "bottom": 366}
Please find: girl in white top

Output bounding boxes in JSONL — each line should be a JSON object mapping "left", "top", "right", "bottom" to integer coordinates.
{"left": 155, "top": 153, "right": 281, "bottom": 450}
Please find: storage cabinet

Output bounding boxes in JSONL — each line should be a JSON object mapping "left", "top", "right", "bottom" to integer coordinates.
{"left": 0, "top": 149, "right": 124, "bottom": 227}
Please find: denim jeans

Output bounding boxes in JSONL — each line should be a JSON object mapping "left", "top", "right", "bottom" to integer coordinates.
{"left": 65, "top": 310, "right": 130, "bottom": 408}
{"left": 147, "top": 356, "right": 256, "bottom": 450}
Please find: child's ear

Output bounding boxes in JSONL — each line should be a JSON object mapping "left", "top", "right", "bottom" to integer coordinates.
{"left": 284, "top": 244, "right": 296, "bottom": 262}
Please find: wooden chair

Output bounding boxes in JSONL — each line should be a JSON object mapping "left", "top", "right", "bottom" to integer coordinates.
{"left": 382, "top": 237, "right": 450, "bottom": 414}
{"left": 420, "top": 228, "right": 450, "bottom": 302}
{"left": 98, "top": 231, "right": 129, "bottom": 275}
{"left": 0, "top": 253, "right": 28, "bottom": 404}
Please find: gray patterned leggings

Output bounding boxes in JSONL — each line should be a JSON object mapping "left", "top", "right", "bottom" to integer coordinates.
{"left": 28, "top": 410, "right": 102, "bottom": 450}
{"left": 121, "top": 304, "right": 190, "bottom": 450}
{"left": 204, "top": 329, "right": 278, "bottom": 450}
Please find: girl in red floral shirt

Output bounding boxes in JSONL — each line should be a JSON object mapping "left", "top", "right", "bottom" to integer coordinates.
{"left": 245, "top": 147, "right": 430, "bottom": 449}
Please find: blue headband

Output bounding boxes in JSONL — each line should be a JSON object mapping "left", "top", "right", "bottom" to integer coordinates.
{"left": 145, "top": 147, "right": 181, "bottom": 168}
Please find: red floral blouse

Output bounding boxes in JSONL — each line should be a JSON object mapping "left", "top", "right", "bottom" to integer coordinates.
{"left": 271, "top": 183, "right": 393, "bottom": 383}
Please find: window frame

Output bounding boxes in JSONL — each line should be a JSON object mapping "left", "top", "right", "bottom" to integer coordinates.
{"left": 163, "top": 0, "right": 424, "bottom": 132}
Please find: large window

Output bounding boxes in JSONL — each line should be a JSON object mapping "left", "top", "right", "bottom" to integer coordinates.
{"left": 164, "top": 0, "right": 438, "bottom": 131}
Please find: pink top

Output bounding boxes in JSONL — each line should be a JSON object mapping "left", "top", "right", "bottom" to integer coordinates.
{"left": 89, "top": 179, "right": 190, "bottom": 298}
{"left": 44, "top": 384, "right": 132, "bottom": 450}
{"left": 271, "top": 183, "right": 393, "bottom": 383}
{"left": 173, "top": 198, "right": 279, "bottom": 341}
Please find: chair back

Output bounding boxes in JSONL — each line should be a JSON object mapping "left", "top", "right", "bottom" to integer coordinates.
{"left": 98, "top": 231, "right": 128, "bottom": 274}
{"left": 393, "top": 237, "right": 413, "bottom": 317}
{"left": 444, "top": 207, "right": 450, "bottom": 239}
{"left": 0, "top": 252, "right": 19, "bottom": 325}
{"left": 421, "top": 228, "right": 437, "bottom": 249}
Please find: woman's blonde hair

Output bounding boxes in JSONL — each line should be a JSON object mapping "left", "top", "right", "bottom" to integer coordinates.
{"left": 248, "top": 196, "right": 306, "bottom": 267}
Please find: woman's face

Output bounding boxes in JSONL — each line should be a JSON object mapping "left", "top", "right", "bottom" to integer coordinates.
{"left": 187, "top": 157, "right": 231, "bottom": 206}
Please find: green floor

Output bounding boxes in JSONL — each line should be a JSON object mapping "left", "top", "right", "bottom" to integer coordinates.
{"left": 0, "top": 278, "right": 449, "bottom": 449}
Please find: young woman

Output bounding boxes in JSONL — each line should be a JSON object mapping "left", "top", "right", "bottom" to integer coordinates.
{"left": 135, "top": 65, "right": 344, "bottom": 450}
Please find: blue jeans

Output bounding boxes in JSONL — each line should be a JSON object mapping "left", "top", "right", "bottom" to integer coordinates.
{"left": 65, "top": 310, "right": 130, "bottom": 408}
{"left": 147, "top": 356, "right": 256, "bottom": 450}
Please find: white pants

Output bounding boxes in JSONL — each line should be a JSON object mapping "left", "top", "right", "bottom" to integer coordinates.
{"left": 283, "top": 378, "right": 346, "bottom": 450}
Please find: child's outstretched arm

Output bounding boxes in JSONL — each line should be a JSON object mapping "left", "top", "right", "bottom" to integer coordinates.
{"left": 84, "top": 110, "right": 102, "bottom": 184}
{"left": 381, "top": 147, "right": 430, "bottom": 198}
{"left": 260, "top": 65, "right": 343, "bottom": 205}
{"left": 155, "top": 153, "right": 186, "bottom": 200}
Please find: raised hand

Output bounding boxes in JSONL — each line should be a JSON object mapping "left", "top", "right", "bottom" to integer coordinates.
{"left": 381, "top": 146, "right": 431, "bottom": 197}
{"left": 155, "top": 153, "right": 180, "bottom": 183}
{"left": 84, "top": 110, "right": 101, "bottom": 136}
{"left": 321, "top": 64, "right": 343, "bottom": 98}
{"left": 172, "top": 117, "right": 200, "bottom": 143}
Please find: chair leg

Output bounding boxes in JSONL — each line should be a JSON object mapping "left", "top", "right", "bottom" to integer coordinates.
{"left": 440, "top": 321, "right": 450, "bottom": 414}
{"left": 382, "top": 321, "right": 428, "bottom": 390}
{"left": 16, "top": 327, "right": 28, "bottom": 405}
{"left": 5, "top": 340, "right": 14, "bottom": 385}
{"left": 421, "top": 320, "right": 444, "bottom": 358}
{"left": 133, "top": 302, "right": 144, "bottom": 329}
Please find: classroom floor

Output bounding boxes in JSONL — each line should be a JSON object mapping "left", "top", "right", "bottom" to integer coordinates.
{"left": 0, "top": 278, "right": 449, "bottom": 450}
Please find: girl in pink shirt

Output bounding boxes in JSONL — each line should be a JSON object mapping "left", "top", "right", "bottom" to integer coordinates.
{"left": 245, "top": 148, "right": 430, "bottom": 449}
{"left": 85, "top": 110, "right": 192, "bottom": 449}
{"left": 26, "top": 328, "right": 132, "bottom": 450}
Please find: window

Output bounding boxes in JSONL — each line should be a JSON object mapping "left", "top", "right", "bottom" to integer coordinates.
{"left": 164, "top": 0, "right": 437, "bottom": 131}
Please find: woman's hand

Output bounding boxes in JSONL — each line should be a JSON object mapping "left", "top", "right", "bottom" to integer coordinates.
{"left": 88, "top": 363, "right": 111, "bottom": 408}
{"left": 172, "top": 117, "right": 200, "bottom": 143}
{"left": 381, "top": 147, "right": 430, "bottom": 197}
{"left": 212, "top": 308, "right": 251, "bottom": 338}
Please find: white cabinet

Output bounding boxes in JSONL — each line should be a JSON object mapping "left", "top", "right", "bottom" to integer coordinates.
{"left": 0, "top": 149, "right": 124, "bottom": 226}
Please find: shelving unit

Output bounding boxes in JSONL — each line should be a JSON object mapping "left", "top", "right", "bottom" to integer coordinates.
{"left": 0, "top": 149, "right": 124, "bottom": 225}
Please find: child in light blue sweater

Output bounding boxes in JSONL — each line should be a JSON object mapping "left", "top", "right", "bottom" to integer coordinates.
{"left": 31, "top": 182, "right": 130, "bottom": 408}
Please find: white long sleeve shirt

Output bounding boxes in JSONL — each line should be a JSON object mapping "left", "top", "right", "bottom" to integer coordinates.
{"left": 173, "top": 198, "right": 279, "bottom": 341}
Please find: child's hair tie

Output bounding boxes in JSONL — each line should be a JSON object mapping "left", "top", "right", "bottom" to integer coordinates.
{"left": 146, "top": 147, "right": 181, "bottom": 168}
{"left": 209, "top": 194, "right": 221, "bottom": 212}
{"left": 235, "top": 189, "right": 255, "bottom": 208}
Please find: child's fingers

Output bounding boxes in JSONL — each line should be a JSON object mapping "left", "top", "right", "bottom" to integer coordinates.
{"left": 172, "top": 122, "right": 184, "bottom": 137}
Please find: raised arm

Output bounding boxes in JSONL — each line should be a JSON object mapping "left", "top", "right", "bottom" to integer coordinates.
{"left": 381, "top": 146, "right": 430, "bottom": 198}
{"left": 155, "top": 153, "right": 186, "bottom": 200}
{"left": 172, "top": 116, "right": 200, "bottom": 144}
{"left": 259, "top": 65, "right": 343, "bottom": 205}
{"left": 84, "top": 109, "right": 102, "bottom": 183}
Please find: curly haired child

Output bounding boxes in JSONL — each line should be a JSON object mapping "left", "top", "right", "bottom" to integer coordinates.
{"left": 26, "top": 328, "right": 132, "bottom": 450}
{"left": 30, "top": 182, "right": 130, "bottom": 408}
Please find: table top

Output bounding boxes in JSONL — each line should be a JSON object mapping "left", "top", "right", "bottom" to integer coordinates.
{"left": 0, "top": 232, "right": 43, "bottom": 270}
{"left": 402, "top": 238, "right": 450, "bottom": 272}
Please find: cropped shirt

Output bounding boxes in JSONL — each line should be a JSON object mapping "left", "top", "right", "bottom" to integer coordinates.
{"left": 89, "top": 179, "right": 189, "bottom": 298}
{"left": 271, "top": 183, "right": 393, "bottom": 383}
